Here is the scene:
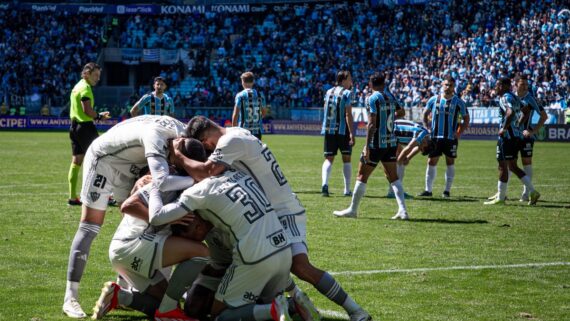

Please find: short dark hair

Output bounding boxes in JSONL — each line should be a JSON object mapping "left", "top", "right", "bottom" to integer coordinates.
{"left": 178, "top": 138, "right": 207, "bottom": 162}
{"left": 81, "top": 62, "right": 101, "bottom": 77}
{"left": 498, "top": 77, "right": 512, "bottom": 88}
{"left": 514, "top": 74, "right": 528, "bottom": 82}
{"left": 336, "top": 70, "right": 351, "bottom": 85}
{"left": 443, "top": 75, "right": 455, "bottom": 83}
{"left": 154, "top": 76, "right": 167, "bottom": 86}
{"left": 186, "top": 116, "right": 216, "bottom": 141}
{"left": 369, "top": 73, "right": 385, "bottom": 88}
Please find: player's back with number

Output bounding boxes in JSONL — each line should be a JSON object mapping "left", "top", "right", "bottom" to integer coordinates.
{"left": 366, "top": 91, "right": 397, "bottom": 148}
{"left": 235, "top": 88, "right": 264, "bottom": 135}
{"left": 211, "top": 127, "right": 300, "bottom": 212}
{"left": 179, "top": 169, "right": 289, "bottom": 264}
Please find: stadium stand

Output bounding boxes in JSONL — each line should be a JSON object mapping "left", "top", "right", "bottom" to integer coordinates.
{"left": 0, "top": 1, "right": 567, "bottom": 115}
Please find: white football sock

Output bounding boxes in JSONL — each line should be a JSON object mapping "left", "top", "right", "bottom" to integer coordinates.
{"left": 425, "top": 165, "right": 437, "bottom": 192}
{"left": 522, "top": 165, "right": 532, "bottom": 196}
{"left": 343, "top": 162, "right": 352, "bottom": 194}
{"left": 391, "top": 179, "right": 407, "bottom": 212}
{"left": 350, "top": 181, "right": 366, "bottom": 212}
{"left": 444, "top": 165, "right": 455, "bottom": 192}
{"left": 498, "top": 181, "right": 508, "bottom": 200}
{"left": 322, "top": 159, "right": 332, "bottom": 186}
{"left": 397, "top": 163, "right": 405, "bottom": 182}
{"left": 520, "top": 175, "right": 535, "bottom": 193}
{"left": 65, "top": 281, "right": 80, "bottom": 301}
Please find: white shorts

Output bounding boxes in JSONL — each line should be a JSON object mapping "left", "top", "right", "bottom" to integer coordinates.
{"left": 216, "top": 247, "right": 292, "bottom": 308}
{"left": 278, "top": 214, "right": 307, "bottom": 255}
{"left": 81, "top": 150, "right": 137, "bottom": 210}
{"left": 109, "top": 233, "right": 168, "bottom": 292}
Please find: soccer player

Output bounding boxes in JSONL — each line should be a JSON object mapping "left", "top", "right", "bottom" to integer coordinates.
{"left": 176, "top": 116, "right": 373, "bottom": 321}
{"left": 484, "top": 77, "right": 540, "bottom": 205}
{"left": 63, "top": 115, "right": 195, "bottom": 319}
{"left": 385, "top": 119, "right": 434, "bottom": 198}
{"left": 91, "top": 138, "right": 210, "bottom": 321}
{"left": 67, "top": 62, "right": 110, "bottom": 206}
{"left": 333, "top": 73, "right": 408, "bottom": 220}
{"left": 320, "top": 70, "right": 355, "bottom": 197}
{"left": 148, "top": 166, "right": 293, "bottom": 321}
{"left": 418, "top": 76, "right": 470, "bottom": 198}
{"left": 130, "top": 77, "right": 175, "bottom": 117}
{"left": 232, "top": 71, "right": 265, "bottom": 140}
{"left": 515, "top": 74, "right": 547, "bottom": 202}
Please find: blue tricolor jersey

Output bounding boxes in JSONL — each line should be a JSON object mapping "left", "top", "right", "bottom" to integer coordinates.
{"left": 321, "top": 86, "right": 352, "bottom": 135}
{"left": 394, "top": 119, "right": 429, "bottom": 145}
{"left": 425, "top": 94, "right": 468, "bottom": 139}
{"left": 498, "top": 92, "right": 524, "bottom": 140}
{"left": 235, "top": 88, "right": 265, "bottom": 135}
{"left": 383, "top": 87, "right": 404, "bottom": 111}
{"left": 139, "top": 93, "right": 175, "bottom": 116}
{"left": 519, "top": 92, "right": 544, "bottom": 131}
{"left": 366, "top": 91, "right": 398, "bottom": 149}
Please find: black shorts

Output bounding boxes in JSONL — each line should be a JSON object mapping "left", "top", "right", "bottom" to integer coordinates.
{"left": 496, "top": 137, "right": 519, "bottom": 161}
{"left": 69, "top": 120, "right": 99, "bottom": 156}
{"left": 428, "top": 138, "right": 458, "bottom": 158}
{"left": 360, "top": 146, "right": 397, "bottom": 167}
{"left": 518, "top": 137, "right": 534, "bottom": 158}
{"left": 323, "top": 133, "right": 352, "bottom": 157}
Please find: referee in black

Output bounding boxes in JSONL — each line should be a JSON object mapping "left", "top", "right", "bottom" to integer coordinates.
{"left": 66, "top": 62, "right": 110, "bottom": 206}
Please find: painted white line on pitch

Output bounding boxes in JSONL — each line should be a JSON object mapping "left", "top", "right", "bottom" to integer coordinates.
{"left": 329, "top": 262, "right": 570, "bottom": 276}
{"left": 320, "top": 309, "right": 349, "bottom": 320}
{"left": 0, "top": 183, "right": 67, "bottom": 189}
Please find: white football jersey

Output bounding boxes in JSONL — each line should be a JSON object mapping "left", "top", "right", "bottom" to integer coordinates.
{"left": 179, "top": 169, "right": 289, "bottom": 264}
{"left": 90, "top": 115, "right": 186, "bottom": 177}
{"left": 112, "top": 184, "right": 178, "bottom": 241}
{"left": 209, "top": 127, "right": 304, "bottom": 216}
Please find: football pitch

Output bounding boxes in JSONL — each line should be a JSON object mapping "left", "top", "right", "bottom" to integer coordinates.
{"left": 0, "top": 131, "right": 568, "bottom": 321}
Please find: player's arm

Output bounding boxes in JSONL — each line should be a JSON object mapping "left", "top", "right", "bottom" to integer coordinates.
{"left": 524, "top": 99, "right": 548, "bottom": 137}
{"left": 81, "top": 95, "right": 109, "bottom": 120}
{"left": 171, "top": 151, "right": 226, "bottom": 182}
{"left": 364, "top": 112, "right": 377, "bottom": 161}
{"left": 499, "top": 106, "right": 513, "bottom": 136}
{"left": 148, "top": 184, "right": 191, "bottom": 226}
{"left": 345, "top": 102, "right": 355, "bottom": 146}
{"left": 147, "top": 156, "right": 195, "bottom": 192}
{"left": 422, "top": 99, "right": 432, "bottom": 130}
{"left": 121, "top": 175, "right": 153, "bottom": 221}
{"left": 130, "top": 95, "right": 147, "bottom": 117}
{"left": 397, "top": 139, "right": 419, "bottom": 163}
{"left": 231, "top": 104, "right": 239, "bottom": 127}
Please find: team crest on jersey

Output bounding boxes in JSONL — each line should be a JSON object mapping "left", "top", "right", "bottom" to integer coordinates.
{"left": 90, "top": 192, "right": 100, "bottom": 202}
{"left": 210, "top": 148, "right": 223, "bottom": 162}
{"left": 131, "top": 257, "right": 143, "bottom": 272}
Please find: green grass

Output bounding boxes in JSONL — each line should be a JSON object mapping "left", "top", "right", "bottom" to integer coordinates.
{"left": 0, "top": 132, "right": 569, "bottom": 321}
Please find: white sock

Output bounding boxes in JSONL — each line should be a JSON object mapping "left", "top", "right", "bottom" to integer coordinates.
{"left": 522, "top": 165, "right": 532, "bottom": 196}
{"left": 350, "top": 181, "right": 366, "bottom": 212}
{"left": 254, "top": 304, "right": 272, "bottom": 320}
{"left": 397, "top": 163, "right": 406, "bottom": 182}
{"left": 520, "top": 175, "right": 535, "bottom": 193}
{"left": 498, "top": 181, "right": 508, "bottom": 200}
{"left": 65, "top": 281, "right": 80, "bottom": 301}
{"left": 342, "top": 296, "right": 361, "bottom": 315}
{"left": 118, "top": 288, "right": 133, "bottom": 306}
{"left": 425, "top": 165, "right": 437, "bottom": 192}
{"left": 322, "top": 159, "right": 332, "bottom": 186}
{"left": 158, "top": 294, "right": 178, "bottom": 313}
{"left": 444, "top": 165, "right": 455, "bottom": 192}
{"left": 391, "top": 179, "right": 407, "bottom": 212}
{"left": 343, "top": 162, "right": 352, "bottom": 194}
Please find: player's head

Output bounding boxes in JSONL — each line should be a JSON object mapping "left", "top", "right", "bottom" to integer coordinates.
{"left": 336, "top": 70, "right": 352, "bottom": 89}
{"left": 369, "top": 73, "right": 385, "bottom": 91}
{"left": 186, "top": 116, "right": 222, "bottom": 152}
{"left": 169, "top": 137, "right": 207, "bottom": 174}
{"left": 240, "top": 71, "right": 255, "bottom": 89}
{"left": 514, "top": 74, "right": 529, "bottom": 95}
{"left": 495, "top": 77, "right": 512, "bottom": 95}
{"left": 153, "top": 77, "right": 167, "bottom": 94}
{"left": 171, "top": 212, "right": 213, "bottom": 242}
{"left": 81, "top": 62, "right": 101, "bottom": 86}
{"left": 442, "top": 75, "right": 455, "bottom": 96}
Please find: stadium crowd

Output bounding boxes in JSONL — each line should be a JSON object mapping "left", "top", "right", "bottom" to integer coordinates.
{"left": 0, "top": 1, "right": 568, "bottom": 113}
